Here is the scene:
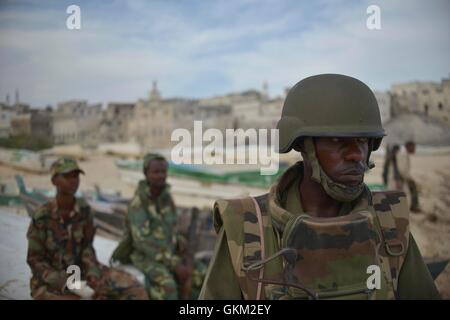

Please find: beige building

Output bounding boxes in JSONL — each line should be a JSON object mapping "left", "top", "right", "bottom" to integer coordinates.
{"left": 99, "top": 102, "right": 135, "bottom": 142}
{"left": 53, "top": 100, "right": 102, "bottom": 145}
{"left": 127, "top": 82, "right": 234, "bottom": 149}
{"left": 127, "top": 81, "right": 289, "bottom": 149}
{"left": 391, "top": 76, "right": 450, "bottom": 126}
{"left": 10, "top": 109, "right": 53, "bottom": 142}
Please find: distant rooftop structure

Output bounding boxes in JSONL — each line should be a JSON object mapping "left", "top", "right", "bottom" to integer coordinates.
{"left": 149, "top": 80, "right": 161, "bottom": 101}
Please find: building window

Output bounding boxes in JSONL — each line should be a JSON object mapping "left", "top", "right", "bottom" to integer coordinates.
{"left": 438, "top": 103, "right": 443, "bottom": 111}
{"left": 424, "top": 104, "right": 429, "bottom": 115}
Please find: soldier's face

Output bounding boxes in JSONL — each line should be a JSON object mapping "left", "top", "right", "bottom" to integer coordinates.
{"left": 315, "top": 137, "right": 369, "bottom": 186}
{"left": 145, "top": 160, "right": 168, "bottom": 187}
{"left": 52, "top": 171, "right": 80, "bottom": 195}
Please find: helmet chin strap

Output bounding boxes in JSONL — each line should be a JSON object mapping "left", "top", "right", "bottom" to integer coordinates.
{"left": 302, "top": 138, "right": 365, "bottom": 203}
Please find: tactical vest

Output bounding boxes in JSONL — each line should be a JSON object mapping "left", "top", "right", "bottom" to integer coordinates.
{"left": 213, "top": 190, "right": 410, "bottom": 300}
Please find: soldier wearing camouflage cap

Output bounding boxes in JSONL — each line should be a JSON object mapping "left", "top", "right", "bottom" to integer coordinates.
{"left": 200, "top": 74, "right": 440, "bottom": 300}
{"left": 49, "top": 157, "right": 85, "bottom": 177}
{"left": 112, "top": 153, "right": 202, "bottom": 299}
{"left": 26, "top": 157, "right": 148, "bottom": 299}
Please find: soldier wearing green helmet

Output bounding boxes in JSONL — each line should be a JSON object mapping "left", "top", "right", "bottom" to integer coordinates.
{"left": 199, "top": 74, "right": 440, "bottom": 300}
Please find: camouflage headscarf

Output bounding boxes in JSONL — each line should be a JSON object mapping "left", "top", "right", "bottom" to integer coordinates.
{"left": 302, "top": 137, "right": 365, "bottom": 202}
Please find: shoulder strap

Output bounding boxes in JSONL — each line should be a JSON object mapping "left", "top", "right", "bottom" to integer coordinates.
{"left": 213, "top": 194, "right": 274, "bottom": 300}
{"left": 372, "top": 190, "right": 410, "bottom": 297}
{"left": 249, "top": 197, "right": 265, "bottom": 300}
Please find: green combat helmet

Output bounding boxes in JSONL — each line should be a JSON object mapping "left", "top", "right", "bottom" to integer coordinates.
{"left": 276, "top": 73, "right": 385, "bottom": 153}
{"left": 277, "top": 74, "right": 386, "bottom": 202}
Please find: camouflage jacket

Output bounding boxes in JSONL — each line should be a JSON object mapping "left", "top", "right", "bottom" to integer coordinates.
{"left": 27, "top": 198, "right": 101, "bottom": 294}
{"left": 127, "top": 180, "right": 181, "bottom": 271}
{"left": 199, "top": 162, "right": 440, "bottom": 300}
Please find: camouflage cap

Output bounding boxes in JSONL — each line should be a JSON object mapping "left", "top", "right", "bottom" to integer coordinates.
{"left": 143, "top": 153, "right": 167, "bottom": 172}
{"left": 50, "top": 157, "right": 85, "bottom": 177}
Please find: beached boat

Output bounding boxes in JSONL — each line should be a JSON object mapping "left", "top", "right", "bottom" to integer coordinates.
{"left": 0, "top": 148, "right": 55, "bottom": 173}
{"left": 115, "top": 159, "right": 386, "bottom": 209}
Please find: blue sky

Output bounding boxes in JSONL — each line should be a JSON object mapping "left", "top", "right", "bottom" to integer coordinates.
{"left": 0, "top": 0, "right": 449, "bottom": 107}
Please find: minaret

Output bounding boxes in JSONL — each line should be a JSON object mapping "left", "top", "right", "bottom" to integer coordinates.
{"left": 262, "top": 81, "right": 269, "bottom": 98}
{"left": 149, "top": 80, "right": 161, "bottom": 102}
{"left": 6, "top": 94, "right": 10, "bottom": 106}
{"left": 15, "top": 89, "right": 19, "bottom": 105}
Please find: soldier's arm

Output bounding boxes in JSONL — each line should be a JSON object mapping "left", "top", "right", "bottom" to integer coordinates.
{"left": 171, "top": 196, "right": 187, "bottom": 252}
{"left": 127, "top": 204, "right": 164, "bottom": 258}
{"left": 26, "top": 219, "right": 68, "bottom": 293}
{"left": 80, "top": 210, "right": 102, "bottom": 280}
{"left": 397, "top": 233, "right": 441, "bottom": 299}
{"left": 198, "top": 227, "right": 242, "bottom": 300}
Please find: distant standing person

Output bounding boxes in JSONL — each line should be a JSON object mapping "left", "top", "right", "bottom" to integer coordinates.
{"left": 111, "top": 153, "right": 196, "bottom": 299}
{"left": 386, "top": 141, "right": 420, "bottom": 212}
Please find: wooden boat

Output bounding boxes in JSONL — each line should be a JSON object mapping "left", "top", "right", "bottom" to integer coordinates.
{"left": 0, "top": 148, "right": 54, "bottom": 174}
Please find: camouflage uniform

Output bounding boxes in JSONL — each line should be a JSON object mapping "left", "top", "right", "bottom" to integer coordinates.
{"left": 26, "top": 157, "right": 147, "bottom": 300}
{"left": 387, "top": 148, "right": 420, "bottom": 211}
{"left": 27, "top": 198, "right": 148, "bottom": 299}
{"left": 199, "top": 162, "right": 440, "bottom": 299}
{"left": 126, "top": 180, "right": 182, "bottom": 299}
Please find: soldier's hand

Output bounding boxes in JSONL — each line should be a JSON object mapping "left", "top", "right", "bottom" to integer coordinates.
{"left": 87, "top": 275, "right": 100, "bottom": 291}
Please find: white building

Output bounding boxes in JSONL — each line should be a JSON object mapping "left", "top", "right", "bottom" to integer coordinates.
{"left": 0, "top": 104, "right": 15, "bottom": 138}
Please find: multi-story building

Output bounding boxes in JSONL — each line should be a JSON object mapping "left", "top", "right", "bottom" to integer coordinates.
{"left": 53, "top": 100, "right": 102, "bottom": 145}
{"left": 128, "top": 82, "right": 234, "bottom": 149}
{"left": 99, "top": 102, "right": 135, "bottom": 142}
{"left": 0, "top": 104, "right": 16, "bottom": 138}
{"left": 10, "top": 109, "right": 53, "bottom": 142}
{"left": 391, "top": 76, "right": 450, "bottom": 126}
{"left": 126, "top": 81, "right": 291, "bottom": 149}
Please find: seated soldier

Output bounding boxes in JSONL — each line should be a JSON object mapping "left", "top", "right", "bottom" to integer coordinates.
{"left": 111, "top": 153, "right": 206, "bottom": 299}
{"left": 26, "top": 157, "right": 148, "bottom": 300}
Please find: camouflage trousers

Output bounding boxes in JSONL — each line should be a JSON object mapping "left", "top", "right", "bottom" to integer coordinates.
{"left": 137, "top": 261, "right": 179, "bottom": 300}
{"left": 406, "top": 178, "right": 420, "bottom": 212}
{"left": 31, "top": 266, "right": 148, "bottom": 300}
{"left": 189, "top": 259, "right": 208, "bottom": 299}
{"left": 134, "top": 260, "right": 208, "bottom": 300}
